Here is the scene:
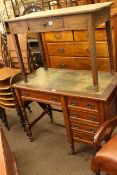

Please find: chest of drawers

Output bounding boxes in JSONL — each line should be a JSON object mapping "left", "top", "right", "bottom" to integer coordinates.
{"left": 42, "top": 8, "right": 117, "bottom": 71}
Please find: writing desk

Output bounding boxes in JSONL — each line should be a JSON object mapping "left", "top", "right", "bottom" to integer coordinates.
{"left": 12, "top": 68, "right": 117, "bottom": 152}
{"left": 6, "top": 2, "right": 114, "bottom": 91}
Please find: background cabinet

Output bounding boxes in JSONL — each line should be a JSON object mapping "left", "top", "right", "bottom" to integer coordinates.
{"left": 42, "top": 9, "right": 117, "bottom": 71}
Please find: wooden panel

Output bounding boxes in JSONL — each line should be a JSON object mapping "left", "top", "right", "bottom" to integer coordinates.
{"left": 69, "top": 109, "right": 99, "bottom": 122}
{"left": 10, "top": 21, "right": 28, "bottom": 34}
{"left": 70, "top": 120, "right": 98, "bottom": 134}
{"left": 49, "top": 56, "right": 110, "bottom": 71}
{"left": 44, "top": 31, "right": 73, "bottom": 42}
{"left": 10, "top": 51, "right": 27, "bottom": 58}
{"left": 47, "top": 42, "right": 109, "bottom": 57}
{"left": 74, "top": 29, "right": 107, "bottom": 41}
{"left": 68, "top": 97, "right": 99, "bottom": 111}
{"left": 28, "top": 17, "right": 64, "bottom": 32}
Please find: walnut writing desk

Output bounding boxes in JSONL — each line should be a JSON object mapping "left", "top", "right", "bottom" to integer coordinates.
{"left": 12, "top": 68, "right": 117, "bottom": 153}
{"left": 6, "top": 2, "right": 114, "bottom": 91}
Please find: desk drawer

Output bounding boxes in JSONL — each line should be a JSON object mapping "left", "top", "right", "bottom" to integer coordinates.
{"left": 69, "top": 110, "right": 99, "bottom": 122}
{"left": 10, "top": 22, "right": 28, "bottom": 34}
{"left": 74, "top": 29, "right": 107, "bottom": 41}
{"left": 28, "top": 17, "right": 64, "bottom": 32}
{"left": 70, "top": 120, "right": 98, "bottom": 134}
{"left": 68, "top": 97, "right": 99, "bottom": 111}
{"left": 49, "top": 56, "right": 109, "bottom": 71}
{"left": 72, "top": 130, "right": 94, "bottom": 144}
{"left": 21, "top": 90, "right": 61, "bottom": 104}
{"left": 47, "top": 42, "right": 109, "bottom": 57}
{"left": 44, "top": 31, "right": 73, "bottom": 42}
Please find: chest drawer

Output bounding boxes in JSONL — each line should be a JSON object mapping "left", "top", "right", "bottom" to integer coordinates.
{"left": 44, "top": 31, "right": 73, "bottom": 42}
{"left": 47, "top": 42, "right": 108, "bottom": 57}
{"left": 21, "top": 90, "right": 61, "bottom": 105}
{"left": 70, "top": 120, "right": 98, "bottom": 134}
{"left": 28, "top": 17, "right": 64, "bottom": 32}
{"left": 69, "top": 109, "right": 99, "bottom": 122}
{"left": 74, "top": 29, "right": 107, "bottom": 41}
{"left": 72, "top": 130, "right": 94, "bottom": 144}
{"left": 49, "top": 56, "right": 109, "bottom": 71}
{"left": 68, "top": 97, "right": 99, "bottom": 111}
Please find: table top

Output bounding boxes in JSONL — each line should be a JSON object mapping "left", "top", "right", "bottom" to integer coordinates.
{"left": 6, "top": 2, "right": 112, "bottom": 23}
{"left": 0, "top": 67, "right": 21, "bottom": 81}
{"left": 13, "top": 68, "right": 117, "bottom": 100}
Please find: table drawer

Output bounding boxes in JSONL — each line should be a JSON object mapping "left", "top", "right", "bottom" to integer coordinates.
{"left": 44, "top": 31, "right": 73, "bottom": 42}
{"left": 47, "top": 42, "right": 109, "bottom": 57}
{"left": 72, "top": 130, "right": 94, "bottom": 144}
{"left": 10, "top": 22, "right": 28, "bottom": 34}
{"left": 74, "top": 29, "right": 107, "bottom": 41}
{"left": 49, "top": 56, "right": 109, "bottom": 71}
{"left": 21, "top": 90, "right": 61, "bottom": 104}
{"left": 69, "top": 110, "right": 99, "bottom": 122}
{"left": 28, "top": 17, "right": 64, "bottom": 32}
{"left": 68, "top": 97, "right": 99, "bottom": 111}
{"left": 70, "top": 120, "right": 98, "bottom": 134}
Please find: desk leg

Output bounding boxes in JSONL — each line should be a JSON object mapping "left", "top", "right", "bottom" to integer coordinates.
{"left": 87, "top": 15, "right": 98, "bottom": 92}
{"left": 105, "top": 20, "right": 114, "bottom": 74}
{"left": 61, "top": 96, "right": 75, "bottom": 154}
{"left": 37, "top": 33, "right": 48, "bottom": 69}
{"left": 11, "top": 34, "right": 27, "bottom": 82}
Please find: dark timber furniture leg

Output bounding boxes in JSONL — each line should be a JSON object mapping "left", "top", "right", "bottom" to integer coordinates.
{"left": 11, "top": 34, "right": 27, "bottom": 82}
{"left": 87, "top": 15, "right": 98, "bottom": 92}
{"left": 61, "top": 96, "right": 75, "bottom": 154}
{"left": 37, "top": 32, "right": 48, "bottom": 69}
{"left": 105, "top": 19, "right": 115, "bottom": 74}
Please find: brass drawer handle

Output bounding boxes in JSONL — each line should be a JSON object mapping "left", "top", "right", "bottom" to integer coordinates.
{"left": 88, "top": 116, "right": 97, "bottom": 121}
{"left": 57, "top": 48, "right": 64, "bottom": 53}
{"left": 59, "top": 63, "right": 67, "bottom": 68}
{"left": 71, "top": 112, "right": 78, "bottom": 117}
{"left": 88, "top": 128, "right": 96, "bottom": 133}
{"left": 77, "top": 135, "right": 82, "bottom": 139}
{"left": 71, "top": 97, "right": 77, "bottom": 106}
{"left": 51, "top": 96, "right": 58, "bottom": 102}
{"left": 87, "top": 103, "right": 95, "bottom": 109}
{"left": 54, "top": 34, "right": 62, "bottom": 39}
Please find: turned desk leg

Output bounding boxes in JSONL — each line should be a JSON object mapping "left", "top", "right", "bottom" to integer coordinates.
{"left": 105, "top": 20, "right": 115, "bottom": 74}
{"left": 87, "top": 15, "right": 98, "bottom": 92}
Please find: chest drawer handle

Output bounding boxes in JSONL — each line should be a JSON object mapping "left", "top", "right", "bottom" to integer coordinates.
{"left": 88, "top": 116, "right": 96, "bottom": 121}
{"left": 57, "top": 48, "right": 64, "bottom": 53}
{"left": 54, "top": 34, "right": 62, "bottom": 39}
{"left": 59, "top": 63, "right": 67, "bottom": 68}
{"left": 87, "top": 103, "right": 95, "bottom": 109}
{"left": 71, "top": 112, "right": 78, "bottom": 117}
{"left": 88, "top": 128, "right": 96, "bottom": 133}
{"left": 51, "top": 96, "right": 58, "bottom": 102}
{"left": 77, "top": 135, "right": 82, "bottom": 139}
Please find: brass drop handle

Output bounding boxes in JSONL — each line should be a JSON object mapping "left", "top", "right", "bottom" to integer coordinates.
{"left": 57, "top": 48, "right": 64, "bottom": 53}
{"left": 54, "top": 34, "right": 62, "bottom": 39}
{"left": 87, "top": 103, "right": 95, "bottom": 109}
{"left": 59, "top": 63, "right": 67, "bottom": 68}
{"left": 77, "top": 124, "right": 80, "bottom": 129}
{"left": 71, "top": 112, "right": 78, "bottom": 117}
{"left": 88, "top": 116, "right": 96, "bottom": 121}
{"left": 88, "top": 128, "right": 96, "bottom": 133}
{"left": 51, "top": 96, "right": 58, "bottom": 102}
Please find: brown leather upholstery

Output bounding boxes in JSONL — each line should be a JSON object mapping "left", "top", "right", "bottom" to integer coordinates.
{"left": 0, "top": 125, "right": 19, "bottom": 175}
{"left": 91, "top": 116, "right": 117, "bottom": 175}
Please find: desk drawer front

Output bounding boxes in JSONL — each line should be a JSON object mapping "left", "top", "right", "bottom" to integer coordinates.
{"left": 47, "top": 42, "right": 109, "bottom": 57}
{"left": 70, "top": 120, "right": 98, "bottom": 134}
{"left": 21, "top": 90, "right": 61, "bottom": 104}
{"left": 44, "top": 31, "right": 73, "bottom": 42}
{"left": 28, "top": 17, "right": 64, "bottom": 32}
{"left": 69, "top": 110, "right": 99, "bottom": 122}
{"left": 74, "top": 29, "right": 107, "bottom": 41}
{"left": 10, "top": 22, "right": 28, "bottom": 34}
{"left": 68, "top": 97, "right": 99, "bottom": 111}
{"left": 72, "top": 130, "right": 94, "bottom": 143}
{"left": 49, "top": 56, "right": 109, "bottom": 71}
